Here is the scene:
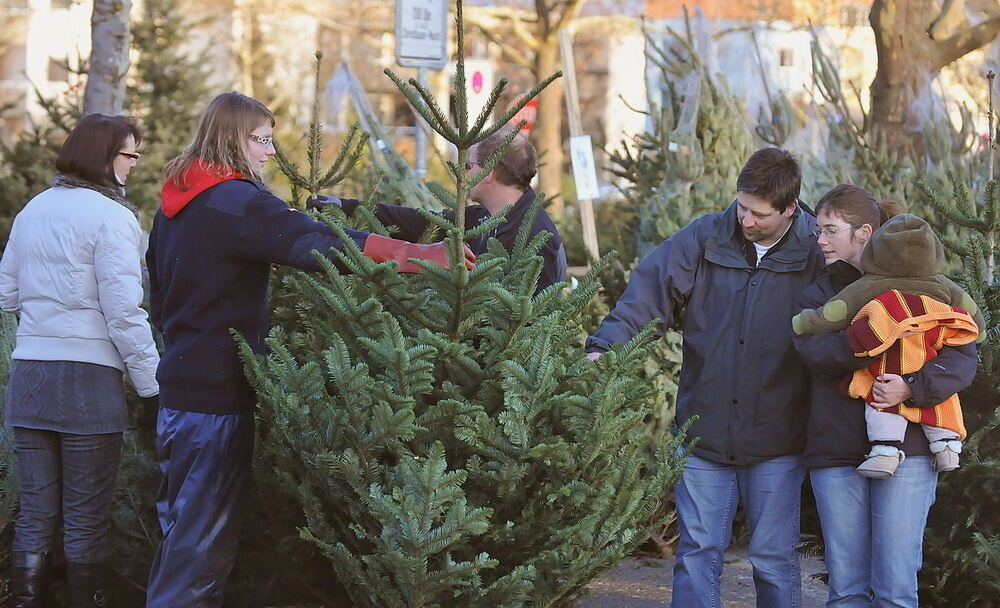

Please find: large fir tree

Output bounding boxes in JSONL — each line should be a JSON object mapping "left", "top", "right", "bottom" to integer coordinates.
{"left": 916, "top": 174, "right": 1000, "bottom": 606}
{"left": 239, "top": 3, "right": 688, "bottom": 605}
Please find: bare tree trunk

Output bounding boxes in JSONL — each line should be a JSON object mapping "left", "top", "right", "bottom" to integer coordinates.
{"left": 869, "top": 0, "right": 939, "bottom": 151}
{"left": 870, "top": 0, "right": 1000, "bottom": 151}
{"left": 533, "top": 36, "right": 565, "bottom": 217}
{"left": 83, "top": 0, "right": 132, "bottom": 115}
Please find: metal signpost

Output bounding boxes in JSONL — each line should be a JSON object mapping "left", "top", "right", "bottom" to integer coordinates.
{"left": 395, "top": 0, "right": 448, "bottom": 178}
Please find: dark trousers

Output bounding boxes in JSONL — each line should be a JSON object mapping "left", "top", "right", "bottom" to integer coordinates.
{"left": 12, "top": 427, "right": 123, "bottom": 563}
{"left": 145, "top": 407, "right": 253, "bottom": 608}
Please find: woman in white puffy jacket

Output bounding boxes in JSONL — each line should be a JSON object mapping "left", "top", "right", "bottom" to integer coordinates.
{"left": 0, "top": 114, "right": 159, "bottom": 608}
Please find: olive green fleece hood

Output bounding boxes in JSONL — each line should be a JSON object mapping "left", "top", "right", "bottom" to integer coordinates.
{"left": 860, "top": 214, "right": 946, "bottom": 277}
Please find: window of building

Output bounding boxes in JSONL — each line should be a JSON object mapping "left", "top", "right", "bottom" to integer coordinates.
{"left": 47, "top": 58, "right": 69, "bottom": 82}
{"left": 778, "top": 48, "right": 794, "bottom": 68}
{"left": 1, "top": 42, "right": 27, "bottom": 78}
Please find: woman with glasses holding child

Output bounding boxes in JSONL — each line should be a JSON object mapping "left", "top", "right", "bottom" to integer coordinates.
{"left": 793, "top": 185, "right": 978, "bottom": 607}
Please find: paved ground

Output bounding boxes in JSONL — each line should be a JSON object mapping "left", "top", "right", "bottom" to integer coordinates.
{"left": 581, "top": 551, "right": 828, "bottom": 607}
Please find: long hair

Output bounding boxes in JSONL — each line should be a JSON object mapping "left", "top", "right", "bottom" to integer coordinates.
{"left": 56, "top": 114, "right": 141, "bottom": 187}
{"left": 164, "top": 92, "right": 275, "bottom": 185}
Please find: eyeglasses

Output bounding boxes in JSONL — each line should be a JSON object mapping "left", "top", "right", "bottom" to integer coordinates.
{"left": 812, "top": 225, "right": 856, "bottom": 238}
{"left": 248, "top": 134, "right": 274, "bottom": 146}
{"left": 464, "top": 160, "right": 485, "bottom": 171}
{"left": 118, "top": 151, "right": 141, "bottom": 160}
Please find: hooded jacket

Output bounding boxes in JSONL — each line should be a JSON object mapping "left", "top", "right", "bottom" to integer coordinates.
{"left": 148, "top": 164, "right": 369, "bottom": 414}
{"left": 587, "top": 201, "right": 824, "bottom": 466}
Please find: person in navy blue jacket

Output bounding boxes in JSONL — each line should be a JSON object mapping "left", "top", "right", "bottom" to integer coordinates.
{"left": 793, "top": 186, "right": 977, "bottom": 607}
{"left": 587, "top": 148, "right": 824, "bottom": 608}
{"left": 143, "top": 92, "right": 473, "bottom": 608}
{"left": 309, "top": 130, "right": 567, "bottom": 294}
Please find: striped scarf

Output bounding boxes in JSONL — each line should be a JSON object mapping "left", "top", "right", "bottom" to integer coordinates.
{"left": 844, "top": 290, "right": 979, "bottom": 439}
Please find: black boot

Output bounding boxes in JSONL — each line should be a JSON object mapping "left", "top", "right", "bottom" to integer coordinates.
{"left": 11, "top": 551, "right": 49, "bottom": 608}
{"left": 66, "top": 562, "right": 109, "bottom": 607}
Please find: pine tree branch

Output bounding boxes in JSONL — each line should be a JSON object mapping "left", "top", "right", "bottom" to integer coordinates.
{"left": 469, "top": 77, "right": 511, "bottom": 139}
{"left": 384, "top": 69, "right": 459, "bottom": 141}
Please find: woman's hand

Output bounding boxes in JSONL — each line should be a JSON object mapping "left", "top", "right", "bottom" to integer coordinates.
{"left": 871, "top": 374, "right": 913, "bottom": 407}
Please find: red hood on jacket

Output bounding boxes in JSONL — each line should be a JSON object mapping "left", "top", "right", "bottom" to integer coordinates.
{"left": 160, "top": 160, "right": 243, "bottom": 218}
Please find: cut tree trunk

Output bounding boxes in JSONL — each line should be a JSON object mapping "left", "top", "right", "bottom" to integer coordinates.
{"left": 83, "top": 0, "right": 132, "bottom": 116}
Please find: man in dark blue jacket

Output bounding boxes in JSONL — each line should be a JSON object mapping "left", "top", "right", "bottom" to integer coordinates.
{"left": 311, "top": 130, "right": 567, "bottom": 294}
{"left": 587, "top": 147, "right": 823, "bottom": 608}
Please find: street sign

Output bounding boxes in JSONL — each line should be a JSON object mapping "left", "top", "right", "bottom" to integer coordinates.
{"left": 569, "top": 135, "right": 601, "bottom": 201}
{"left": 452, "top": 58, "right": 494, "bottom": 126}
{"left": 395, "top": 0, "right": 448, "bottom": 69}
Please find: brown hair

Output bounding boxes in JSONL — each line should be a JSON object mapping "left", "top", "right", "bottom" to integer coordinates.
{"left": 474, "top": 130, "right": 537, "bottom": 191}
{"left": 164, "top": 92, "right": 275, "bottom": 185}
{"left": 877, "top": 199, "right": 906, "bottom": 225}
{"left": 55, "top": 114, "right": 141, "bottom": 187}
{"left": 814, "top": 184, "right": 904, "bottom": 229}
{"left": 736, "top": 147, "right": 801, "bottom": 212}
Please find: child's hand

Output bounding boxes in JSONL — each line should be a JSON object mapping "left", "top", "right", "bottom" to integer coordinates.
{"left": 871, "top": 374, "right": 914, "bottom": 407}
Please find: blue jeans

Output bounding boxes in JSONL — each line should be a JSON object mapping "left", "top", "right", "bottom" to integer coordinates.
{"left": 671, "top": 453, "right": 805, "bottom": 608}
{"left": 810, "top": 457, "right": 937, "bottom": 608}
{"left": 11, "top": 428, "right": 123, "bottom": 562}
{"left": 146, "top": 407, "right": 253, "bottom": 608}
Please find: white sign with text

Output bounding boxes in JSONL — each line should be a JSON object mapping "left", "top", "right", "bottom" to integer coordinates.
{"left": 569, "top": 135, "right": 601, "bottom": 201}
{"left": 395, "top": 0, "right": 448, "bottom": 69}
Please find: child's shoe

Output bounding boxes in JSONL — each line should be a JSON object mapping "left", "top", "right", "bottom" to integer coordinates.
{"left": 929, "top": 440, "right": 962, "bottom": 473}
{"left": 857, "top": 445, "right": 905, "bottom": 479}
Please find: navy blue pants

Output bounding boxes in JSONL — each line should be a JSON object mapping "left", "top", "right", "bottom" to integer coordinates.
{"left": 11, "top": 428, "right": 122, "bottom": 562}
{"left": 145, "top": 407, "right": 253, "bottom": 608}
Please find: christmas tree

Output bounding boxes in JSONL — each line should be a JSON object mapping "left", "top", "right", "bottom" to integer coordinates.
{"left": 239, "top": 2, "right": 688, "bottom": 605}
{"left": 915, "top": 165, "right": 1000, "bottom": 606}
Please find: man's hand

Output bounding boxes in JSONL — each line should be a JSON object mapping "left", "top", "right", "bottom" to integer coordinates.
{"left": 586, "top": 352, "right": 603, "bottom": 362}
{"left": 305, "top": 195, "right": 342, "bottom": 211}
{"left": 871, "top": 374, "right": 913, "bottom": 408}
{"left": 363, "top": 234, "right": 475, "bottom": 272}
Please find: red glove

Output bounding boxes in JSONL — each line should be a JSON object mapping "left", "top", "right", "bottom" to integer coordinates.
{"left": 362, "top": 234, "right": 476, "bottom": 273}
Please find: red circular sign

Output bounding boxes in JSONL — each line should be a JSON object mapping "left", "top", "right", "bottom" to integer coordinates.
{"left": 472, "top": 71, "right": 483, "bottom": 94}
